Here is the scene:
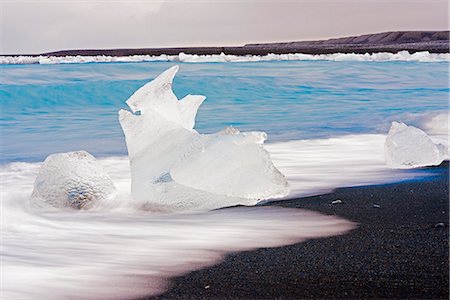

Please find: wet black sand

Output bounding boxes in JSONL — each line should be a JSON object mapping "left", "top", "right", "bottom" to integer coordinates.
{"left": 149, "top": 162, "right": 448, "bottom": 299}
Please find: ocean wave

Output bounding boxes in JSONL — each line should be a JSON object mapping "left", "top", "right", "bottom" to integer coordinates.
{"left": 398, "top": 111, "right": 449, "bottom": 145}
{"left": 2, "top": 125, "right": 445, "bottom": 298}
{"left": 3, "top": 128, "right": 444, "bottom": 206}
{"left": 1, "top": 152, "right": 354, "bottom": 299}
{"left": 1, "top": 51, "right": 448, "bottom": 65}
{"left": 270, "top": 112, "right": 447, "bottom": 197}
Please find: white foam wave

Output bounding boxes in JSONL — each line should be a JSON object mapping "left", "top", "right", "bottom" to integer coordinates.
{"left": 402, "top": 111, "right": 449, "bottom": 145}
{"left": 2, "top": 113, "right": 447, "bottom": 299}
{"left": 1, "top": 51, "right": 448, "bottom": 65}
{"left": 1, "top": 159, "right": 353, "bottom": 299}
{"left": 268, "top": 112, "right": 448, "bottom": 197}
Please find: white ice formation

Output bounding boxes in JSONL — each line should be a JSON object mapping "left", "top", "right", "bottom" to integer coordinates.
{"left": 119, "top": 66, "right": 290, "bottom": 211}
{"left": 384, "top": 122, "right": 447, "bottom": 169}
{"left": 31, "top": 151, "right": 117, "bottom": 209}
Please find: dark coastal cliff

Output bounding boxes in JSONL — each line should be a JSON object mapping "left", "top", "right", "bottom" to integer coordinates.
{"left": 13, "top": 31, "right": 450, "bottom": 57}
{"left": 244, "top": 31, "right": 449, "bottom": 54}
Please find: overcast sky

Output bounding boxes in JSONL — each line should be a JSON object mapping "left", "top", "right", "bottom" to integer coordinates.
{"left": 1, "top": 0, "right": 448, "bottom": 54}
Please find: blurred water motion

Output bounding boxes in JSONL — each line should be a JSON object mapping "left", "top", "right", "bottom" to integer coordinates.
{"left": 2, "top": 188, "right": 354, "bottom": 299}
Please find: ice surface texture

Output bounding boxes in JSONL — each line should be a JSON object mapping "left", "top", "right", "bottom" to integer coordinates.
{"left": 385, "top": 122, "right": 447, "bottom": 169}
{"left": 119, "top": 66, "right": 290, "bottom": 211}
{"left": 31, "top": 151, "right": 117, "bottom": 209}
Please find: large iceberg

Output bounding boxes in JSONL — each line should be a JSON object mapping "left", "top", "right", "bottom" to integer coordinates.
{"left": 31, "top": 151, "right": 117, "bottom": 209}
{"left": 119, "top": 66, "right": 290, "bottom": 211}
{"left": 384, "top": 121, "right": 447, "bottom": 169}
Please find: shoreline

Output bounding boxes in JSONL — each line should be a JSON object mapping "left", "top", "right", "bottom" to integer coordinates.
{"left": 148, "top": 161, "right": 449, "bottom": 299}
{"left": 1, "top": 50, "right": 448, "bottom": 65}
{"left": 3, "top": 31, "right": 449, "bottom": 57}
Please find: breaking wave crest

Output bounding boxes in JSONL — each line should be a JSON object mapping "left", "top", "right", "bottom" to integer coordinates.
{"left": 1, "top": 51, "right": 448, "bottom": 65}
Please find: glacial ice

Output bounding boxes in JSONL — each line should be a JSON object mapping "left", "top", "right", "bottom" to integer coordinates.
{"left": 119, "top": 66, "right": 290, "bottom": 211}
{"left": 384, "top": 122, "right": 446, "bottom": 169}
{"left": 31, "top": 151, "right": 117, "bottom": 209}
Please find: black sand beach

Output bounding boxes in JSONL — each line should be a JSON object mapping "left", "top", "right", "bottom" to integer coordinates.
{"left": 149, "top": 162, "right": 449, "bottom": 299}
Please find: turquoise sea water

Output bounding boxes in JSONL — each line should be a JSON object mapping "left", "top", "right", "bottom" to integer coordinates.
{"left": 1, "top": 60, "right": 448, "bottom": 162}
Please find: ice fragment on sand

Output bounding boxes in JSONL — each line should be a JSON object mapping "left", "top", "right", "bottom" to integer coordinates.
{"left": 385, "top": 121, "right": 446, "bottom": 169}
{"left": 119, "top": 66, "right": 290, "bottom": 211}
{"left": 435, "top": 222, "right": 445, "bottom": 229}
{"left": 31, "top": 151, "right": 116, "bottom": 209}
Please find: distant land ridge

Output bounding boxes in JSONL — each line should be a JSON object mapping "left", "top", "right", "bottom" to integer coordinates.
{"left": 241, "top": 31, "right": 449, "bottom": 55}
{"left": 9, "top": 31, "right": 450, "bottom": 57}
{"left": 245, "top": 31, "right": 449, "bottom": 47}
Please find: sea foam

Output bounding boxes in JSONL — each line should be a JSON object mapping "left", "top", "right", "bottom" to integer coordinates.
{"left": 1, "top": 159, "right": 354, "bottom": 300}
{"left": 2, "top": 113, "right": 446, "bottom": 298}
{"left": 1, "top": 51, "right": 448, "bottom": 65}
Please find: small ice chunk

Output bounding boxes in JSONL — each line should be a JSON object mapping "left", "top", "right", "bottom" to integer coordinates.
{"left": 31, "top": 151, "right": 116, "bottom": 209}
{"left": 435, "top": 222, "right": 445, "bottom": 229}
{"left": 119, "top": 66, "right": 290, "bottom": 211}
{"left": 385, "top": 122, "right": 445, "bottom": 169}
